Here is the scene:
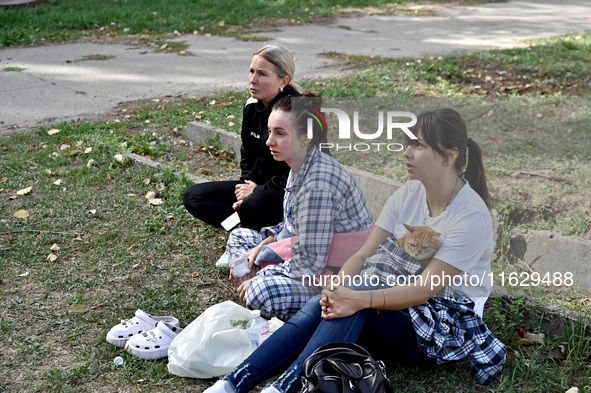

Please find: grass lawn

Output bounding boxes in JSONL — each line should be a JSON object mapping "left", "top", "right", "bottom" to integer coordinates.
{"left": 1, "top": 1, "right": 590, "bottom": 392}
{"left": 0, "top": 0, "right": 499, "bottom": 47}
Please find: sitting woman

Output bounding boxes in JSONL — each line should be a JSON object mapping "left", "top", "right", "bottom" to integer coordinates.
{"left": 206, "top": 108, "right": 507, "bottom": 393}
{"left": 226, "top": 93, "right": 373, "bottom": 321}
{"left": 183, "top": 44, "right": 300, "bottom": 233}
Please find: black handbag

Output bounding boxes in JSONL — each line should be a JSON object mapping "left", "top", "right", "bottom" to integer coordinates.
{"left": 300, "top": 342, "right": 393, "bottom": 393}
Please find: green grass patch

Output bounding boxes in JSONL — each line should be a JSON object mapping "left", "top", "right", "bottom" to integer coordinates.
{"left": 3, "top": 66, "right": 26, "bottom": 72}
{"left": 78, "top": 54, "right": 115, "bottom": 61}
{"left": 318, "top": 31, "right": 591, "bottom": 97}
{"left": 1, "top": 16, "right": 590, "bottom": 392}
{"left": 0, "top": 0, "right": 418, "bottom": 47}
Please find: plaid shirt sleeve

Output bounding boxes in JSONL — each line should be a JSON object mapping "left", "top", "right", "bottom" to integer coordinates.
{"left": 410, "top": 296, "right": 507, "bottom": 384}
{"left": 261, "top": 221, "right": 285, "bottom": 239}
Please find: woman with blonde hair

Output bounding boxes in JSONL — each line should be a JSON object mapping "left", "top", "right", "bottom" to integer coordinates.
{"left": 183, "top": 45, "right": 301, "bottom": 238}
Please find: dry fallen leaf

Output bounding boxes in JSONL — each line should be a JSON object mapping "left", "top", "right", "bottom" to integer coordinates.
{"left": 149, "top": 198, "right": 163, "bottom": 206}
{"left": 191, "top": 272, "right": 200, "bottom": 278}
{"left": 87, "top": 158, "right": 95, "bottom": 167}
{"left": 47, "top": 129, "right": 60, "bottom": 135}
{"left": 50, "top": 243, "right": 60, "bottom": 251}
{"left": 0, "top": 177, "right": 8, "bottom": 183}
{"left": 53, "top": 179, "right": 62, "bottom": 186}
{"left": 13, "top": 210, "right": 30, "bottom": 219}
{"left": 114, "top": 154, "right": 124, "bottom": 163}
{"left": 145, "top": 191, "right": 156, "bottom": 200}
{"left": 519, "top": 331, "right": 545, "bottom": 346}
{"left": 18, "top": 271, "right": 30, "bottom": 277}
{"left": 88, "top": 209, "right": 97, "bottom": 215}
{"left": 47, "top": 253, "right": 58, "bottom": 262}
{"left": 84, "top": 147, "right": 92, "bottom": 154}
{"left": 143, "top": 178, "right": 151, "bottom": 185}
{"left": 16, "top": 187, "right": 32, "bottom": 195}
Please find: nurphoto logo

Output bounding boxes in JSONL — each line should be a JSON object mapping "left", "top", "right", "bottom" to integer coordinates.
{"left": 307, "top": 108, "right": 418, "bottom": 153}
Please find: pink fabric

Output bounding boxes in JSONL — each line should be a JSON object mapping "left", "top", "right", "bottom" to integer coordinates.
{"left": 260, "top": 227, "right": 373, "bottom": 284}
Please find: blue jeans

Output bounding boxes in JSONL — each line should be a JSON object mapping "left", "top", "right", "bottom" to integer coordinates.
{"left": 224, "top": 286, "right": 434, "bottom": 393}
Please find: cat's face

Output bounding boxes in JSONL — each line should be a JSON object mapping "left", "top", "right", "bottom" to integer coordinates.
{"left": 401, "top": 224, "right": 441, "bottom": 260}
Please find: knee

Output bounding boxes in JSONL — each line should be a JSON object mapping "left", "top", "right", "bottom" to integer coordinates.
{"left": 244, "top": 277, "right": 269, "bottom": 310}
{"left": 244, "top": 277, "right": 282, "bottom": 319}
{"left": 183, "top": 184, "right": 205, "bottom": 208}
{"left": 182, "top": 185, "right": 195, "bottom": 207}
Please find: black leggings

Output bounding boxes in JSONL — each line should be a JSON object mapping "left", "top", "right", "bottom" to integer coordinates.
{"left": 182, "top": 180, "right": 284, "bottom": 231}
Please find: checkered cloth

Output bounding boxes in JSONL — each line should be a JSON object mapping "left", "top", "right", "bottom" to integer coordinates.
{"left": 226, "top": 147, "right": 372, "bottom": 319}
{"left": 289, "top": 147, "right": 372, "bottom": 277}
{"left": 361, "top": 237, "right": 507, "bottom": 385}
{"left": 246, "top": 262, "right": 322, "bottom": 321}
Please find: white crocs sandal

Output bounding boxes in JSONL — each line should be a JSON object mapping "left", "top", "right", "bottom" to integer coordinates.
{"left": 124, "top": 320, "right": 183, "bottom": 360}
{"left": 106, "top": 309, "right": 180, "bottom": 348}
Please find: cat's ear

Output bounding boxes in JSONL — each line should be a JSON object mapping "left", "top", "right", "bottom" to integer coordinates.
{"left": 403, "top": 223, "right": 415, "bottom": 232}
{"left": 431, "top": 233, "right": 441, "bottom": 242}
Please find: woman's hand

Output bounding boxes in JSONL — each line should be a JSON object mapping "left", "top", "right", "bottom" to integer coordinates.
{"left": 229, "top": 265, "right": 256, "bottom": 283}
{"left": 235, "top": 180, "right": 257, "bottom": 201}
{"left": 237, "top": 278, "right": 254, "bottom": 303}
{"left": 243, "top": 245, "right": 262, "bottom": 269}
{"left": 320, "top": 286, "right": 368, "bottom": 320}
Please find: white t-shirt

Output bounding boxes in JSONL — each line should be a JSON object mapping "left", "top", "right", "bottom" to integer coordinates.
{"left": 375, "top": 180, "right": 494, "bottom": 316}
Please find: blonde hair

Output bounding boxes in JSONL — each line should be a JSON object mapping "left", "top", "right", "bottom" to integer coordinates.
{"left": 253, "top": 45, "right": 301, "bottom": 92}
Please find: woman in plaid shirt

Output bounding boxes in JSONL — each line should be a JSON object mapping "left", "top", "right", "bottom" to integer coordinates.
{"left": 206, "top": 108, "right": 507, "bottom": 393}
{"left": 224, "top": 93, "right": 373, "bottom": 321}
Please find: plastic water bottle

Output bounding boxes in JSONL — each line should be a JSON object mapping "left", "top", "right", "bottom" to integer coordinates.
{"left": 230, "top": 255, "right": 251, "bottom": 278}
{"left": 247, "top": 310, "right": 270, "bottom": 349}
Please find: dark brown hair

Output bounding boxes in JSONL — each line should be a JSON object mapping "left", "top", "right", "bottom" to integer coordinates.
{"left": 408, "top": 108, "right": 489, "bottom": 207}
{"left": 271, "top": 92, "right": 330, "bottom": 154}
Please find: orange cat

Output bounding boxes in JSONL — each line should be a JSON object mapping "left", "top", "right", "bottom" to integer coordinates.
{"left": 397, "top": 224, "right": 441, "bottom": 261}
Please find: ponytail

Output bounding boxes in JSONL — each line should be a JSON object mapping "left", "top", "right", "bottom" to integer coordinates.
{"left": 411, "top": 108, "right": 490, "bottom": 207}
{"left": 464, "top": 138, "right": 489, "bottom": 207}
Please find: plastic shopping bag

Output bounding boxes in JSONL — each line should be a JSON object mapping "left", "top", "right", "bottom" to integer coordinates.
{"left": 167, "top": 301, "right": 253, "bottom": 379}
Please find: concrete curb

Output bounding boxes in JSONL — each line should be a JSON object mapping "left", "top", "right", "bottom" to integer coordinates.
{"left": 509, "top": 231, "right": 591, "bottom": 292}
{"left": 122, "top": 151, "right": 206, "bottom": 185}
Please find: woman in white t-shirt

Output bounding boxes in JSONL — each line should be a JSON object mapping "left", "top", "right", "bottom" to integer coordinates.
{"left": 205, "top": 108, "right": 506, "bottom": 393}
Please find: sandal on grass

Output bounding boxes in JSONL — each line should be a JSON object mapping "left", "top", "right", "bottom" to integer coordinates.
{"left": 124, "top": 320, "right": 183, "bottom": 360}
{"left": 106, "top": 309, "right": 180, "bottom": 348}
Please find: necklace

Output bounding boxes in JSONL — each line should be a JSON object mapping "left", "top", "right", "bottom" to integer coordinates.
{"left": 424, "top": 176, "right": 461, "bottom": 225}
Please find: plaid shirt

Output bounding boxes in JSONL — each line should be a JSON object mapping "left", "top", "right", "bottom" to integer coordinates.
{"left": 288, "top": 146, "right": 372, "bottom": 277}
{"left": 362, "top": 237, "right": 507, "bottom": 384}
{"left": 226, "top": 147, "right": 372, "bottom": 319}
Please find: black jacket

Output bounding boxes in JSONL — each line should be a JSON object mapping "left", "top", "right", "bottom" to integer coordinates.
{"left": 239, "top": 85, "right": 300, "bottom": 191}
